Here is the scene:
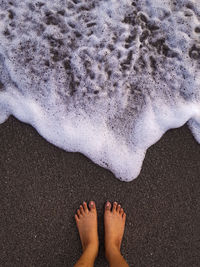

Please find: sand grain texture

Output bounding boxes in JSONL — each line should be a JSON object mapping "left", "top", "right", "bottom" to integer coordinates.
{"left": 0, "top": 116, "right": 200, "bottom": 267}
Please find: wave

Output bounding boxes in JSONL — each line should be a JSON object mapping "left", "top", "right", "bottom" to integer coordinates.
{"left": 0, "top": 0, "right": 200, "bottom": 181}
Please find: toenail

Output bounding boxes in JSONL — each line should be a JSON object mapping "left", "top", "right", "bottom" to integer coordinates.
{"left": 105, "top": 202, "right": 111, "bottom": 210}
{"left": 90, "top": 201, "right": 94, "bottom": 207}
{"left": 114, "top": 202, "right": 117, "bottom": 205}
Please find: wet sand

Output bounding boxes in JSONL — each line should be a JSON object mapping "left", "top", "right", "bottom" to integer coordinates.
{"left": 0, "top": 116, "right": 200, "bottom": 267}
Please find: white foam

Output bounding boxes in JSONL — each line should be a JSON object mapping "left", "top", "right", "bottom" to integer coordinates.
{"left": 0, "top": 0, "right": 200, "bottom": 181}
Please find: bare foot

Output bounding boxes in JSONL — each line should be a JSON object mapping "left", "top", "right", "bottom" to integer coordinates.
{"left": 75, "top": 201, "right": 99, "bottom": 257}
{"left": 104, "top": 201, "right": 126, "bottom": 258}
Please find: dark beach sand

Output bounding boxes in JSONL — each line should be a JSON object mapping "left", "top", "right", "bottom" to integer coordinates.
{"left": 0, "top": 116, "right": 200, "bottom": 267}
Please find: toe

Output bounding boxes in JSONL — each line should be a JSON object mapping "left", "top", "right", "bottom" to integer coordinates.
{"left": 105, "top": 201, "right": 111, "bottom": 211}
{"left": 112, "top": 202, "right": 117, "bottom": 212}
{"left": 75, "top": 214, "right": 79, "bottom": 222}
{"left": 83, "top": 202, "right": 89, "bottom": 213}
{"left": 80, "top": 205, "right": 84, "bottom": 215}
{"left": 89, "top": 201, "right": 96, "bottom": 211}
{"left": 123, "top": 212, "right": 126, "bottom": 220}
{"left": 77, "top": 209, "right": 81, "bottom": 218}
{"left": 117, "top": 204, "right": 121, "bottom": 213}
{"left": 120, "top": 208, "right": 124, "bottom": 215}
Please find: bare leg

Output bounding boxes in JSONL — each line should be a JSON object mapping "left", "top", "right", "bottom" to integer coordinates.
{"left": 104, "top": 201, "right": 129, "bottom": 267}
{"left": 74, "top": 201, "right": 99, "bottom": 267}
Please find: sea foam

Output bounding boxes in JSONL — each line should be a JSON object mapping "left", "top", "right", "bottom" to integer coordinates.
{"left": 0, "top": 0, "right": 200, "bottom": 181}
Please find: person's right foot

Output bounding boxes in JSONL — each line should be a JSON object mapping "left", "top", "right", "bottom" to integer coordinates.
{"left": 104, "top": 201, "right": 126, "bottom": 257}
{"left": 75, "top": 201, "right": 99, "bottom": 258}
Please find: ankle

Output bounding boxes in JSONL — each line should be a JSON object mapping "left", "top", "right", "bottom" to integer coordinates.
{"left": 75, "top": 245, "right": 98, "bottom": 267}
{"left": 83, "top": 243, "right": 99, "bottom": 259}
{"left": 105, "top": 244, "right": 121, "bottom": 261}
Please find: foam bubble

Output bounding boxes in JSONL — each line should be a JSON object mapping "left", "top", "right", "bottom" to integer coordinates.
{"left": 0, "top": 0, "right": 200, "bottom": 181}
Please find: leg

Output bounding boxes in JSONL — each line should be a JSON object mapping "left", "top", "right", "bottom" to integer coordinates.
{"left": 74, "top": 201, "right": 99, "bottom": 267}
{"left": 104, "top": 201, "right": 129, "bottom": 267}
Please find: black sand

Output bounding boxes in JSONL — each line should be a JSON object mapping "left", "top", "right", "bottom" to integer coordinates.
{"left": 0, "top": 116, "right": 200, "bottom": 267}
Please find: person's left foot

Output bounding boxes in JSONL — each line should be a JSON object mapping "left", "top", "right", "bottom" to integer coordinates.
{"left": 75, "top": 201, "right": 99, "bottom": 257}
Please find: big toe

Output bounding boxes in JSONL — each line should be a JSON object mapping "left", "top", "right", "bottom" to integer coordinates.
{"left": 89, "top": 201, "right": 96, "bottom": 211}
{"left": 105, "top": 201, "right": 111, "bottom": 212}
